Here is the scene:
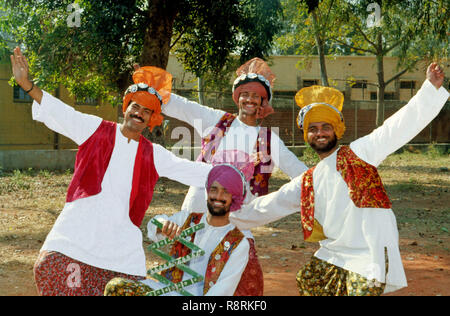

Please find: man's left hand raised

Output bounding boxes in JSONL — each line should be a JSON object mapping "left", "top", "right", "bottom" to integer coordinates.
{"left": 427, "top": 62, "right": 445, "bottom": 90}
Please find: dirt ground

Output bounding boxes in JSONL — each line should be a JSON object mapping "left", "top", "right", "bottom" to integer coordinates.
{"left": 0, "top": 150, "right": 449, "bottom": 296}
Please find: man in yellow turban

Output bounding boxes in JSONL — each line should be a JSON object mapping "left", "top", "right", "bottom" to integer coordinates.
{"left": 295, "top": 85, "right": 345, "bottom": 157}
{"left": 230, "top": 62, "right": 449, "bottom": 296}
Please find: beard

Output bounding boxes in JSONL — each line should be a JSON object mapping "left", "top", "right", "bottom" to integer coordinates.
{"left": 239, "top": 98, "right": 262, "bottom": 116}
{"left": 309, "top": 133, "right": 338, "bottom": 154}
{"left": 207, "top": 199, "right": 230, "bottom": 217}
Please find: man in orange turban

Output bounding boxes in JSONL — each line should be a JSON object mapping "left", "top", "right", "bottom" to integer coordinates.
{"left": 122, "top": 66, "right": 172, "bottom": 135}
{"left": 231, "top": 63, "right": 448, "bottom": 296}
{"left": 11, "top": 47, "right": 212, "bottom": 296}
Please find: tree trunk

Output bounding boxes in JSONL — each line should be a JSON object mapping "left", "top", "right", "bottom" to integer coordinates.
{"left": 312, "top": 10, "right": 329, "bottom": 87}
{"left": 141, "top": 0, "right": 179, "bottom": 69}
{"left": 375, "top": 34, "right": 385, "bottom": 127}
{"left": 139, "top": 0, "right": 179, "bottom": 144}
{"left": 198, "top": 77, "right": 205, "bottom": 104}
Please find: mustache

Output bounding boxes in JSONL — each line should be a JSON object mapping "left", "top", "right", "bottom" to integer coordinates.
{"left": 209, "top": 198, "right": 227, "bottom": 205}
{"left": 243, "top": 101, "right": 259, "bottom": 107}
{"left": 130, "top": 114, "right": 144, "bottom": 122}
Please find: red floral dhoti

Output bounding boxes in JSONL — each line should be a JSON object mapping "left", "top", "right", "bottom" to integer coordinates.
{"left": 33, "top": 251, "right": 144, "bottom": 296}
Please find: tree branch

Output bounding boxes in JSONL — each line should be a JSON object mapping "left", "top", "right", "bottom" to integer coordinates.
{"left": 383, "top": 40, "right": 402, "bottom": 55}
{"left": 170, "top": 28, "right": 186, "bottom": 49}
{"left": 354, "top": 22, "right": 378, "bottom": 51}
{"left": 329, "top": 36, "right": 376, "bottom": 54}
{"left": 385, "top": 68, "right": 408, "bottom": 86}
{"left": 321, "top": 0, "right": 335, "bottom": 33}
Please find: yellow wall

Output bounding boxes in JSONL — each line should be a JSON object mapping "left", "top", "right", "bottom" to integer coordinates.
{"left": 167, "top": 55, "right": 448, "bottom": 101}
{"left": 1, "top": 55, "right": 447, "bottom": 150}
{"left": 0, "top": 62, "right": 117, "bottom": 150}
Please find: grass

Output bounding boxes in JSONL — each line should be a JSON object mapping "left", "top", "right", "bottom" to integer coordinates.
{"left": 0, "top": 148, "right": 448, "bottom": 243}
{"left": 0, "top": 147, "right": 448, "bottom": 295}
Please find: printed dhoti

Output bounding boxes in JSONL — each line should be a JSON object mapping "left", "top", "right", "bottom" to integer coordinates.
{"left": 104, "top": 277, "right": 154, "bottom": 296}
{"left": 296, "top": 256, "right": 386, "bottom": 296}
{"left": 104, "top": 239, "right": 263, "bottom": 296}
{"left": 33, "top": 251, "right": 144, "bottom": 296}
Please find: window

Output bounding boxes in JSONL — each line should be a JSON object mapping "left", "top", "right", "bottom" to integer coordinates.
{"left": 13, "top": 86, "right": 33, "bottom": 102}
{"left": 352, "top": 80, "right": 368, "bottom": 89}
{"left": 400, "top": 81, "right": 416, "bottom": 89}
{"left": 370, "top": 92, "right": 395, "bottom": 100}
{"left": 303, "top": 80, "right": 319, "bottom": 87}
{"left": 273, "top": 91, "right": 297, "bottom": 98}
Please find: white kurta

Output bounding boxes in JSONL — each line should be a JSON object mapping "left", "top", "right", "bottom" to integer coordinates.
{"left": 32, "top": 91, "right": 212, "bottom": 277}
{"left": 162, "top": 94, "right": 308, "bottom": 213}
{"left": 230, "top": 79, "right": 449, "bottom": 293}
{"left": 145, "top": 210, "right": 250, "bottom": 296}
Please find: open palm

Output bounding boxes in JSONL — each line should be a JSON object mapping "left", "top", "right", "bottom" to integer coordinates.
{"left": 10, "top": 47, "right": 30, "bottom": 87}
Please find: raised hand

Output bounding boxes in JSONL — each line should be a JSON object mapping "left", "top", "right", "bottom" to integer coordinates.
{"left": 10, "top": 46, "right": 43, "bottom": 103}
{"left": 10, "top": 46, "right": 32, "bottom": 91}
{"left": 426, "top": 62, "right": 445, "bottom": 90}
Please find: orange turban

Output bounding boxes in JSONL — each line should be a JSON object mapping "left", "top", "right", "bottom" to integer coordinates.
{"left": 123, "top": 66, "right": 172, "bottom": 131}
{"left": 295, "top": 85, "right": 346, "bottom": 142}
{"left": 232, "top": 58, "right": 276, "bottom": 119}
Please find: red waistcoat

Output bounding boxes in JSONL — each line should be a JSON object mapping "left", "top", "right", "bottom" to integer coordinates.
{"left": 66, "top": 120, "right": 159, "bottom": 227}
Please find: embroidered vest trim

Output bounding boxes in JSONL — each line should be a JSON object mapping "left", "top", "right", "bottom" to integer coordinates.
{"left": 300, "top": 167, "right": 326, "bottom": 242}
{"left": 336, "top": 146, "right": 392, "bottom": 208}
{"left": 197, "top": 113, "right": 273, "bottom": 196}
{"left": 203, "top": 227, "right": 244, "bottom": 294}
{"left": 300, "top": 146, "right": 392, "bottom": 242}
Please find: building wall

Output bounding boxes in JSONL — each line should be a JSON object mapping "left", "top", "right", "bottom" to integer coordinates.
{"left": 164, "top": 55, "right": 449, "bottom": 147}
{"left": 167, "top": 55, "right": 449, "bottom": 102}
{"left": 0, "top": 55, "right": 448, "bottom": 151}
{"left": 0, "top": 60, "right": 117, "bottom": 150}
{"left": 163, "top": 100, "right": 450, "bottom": 151}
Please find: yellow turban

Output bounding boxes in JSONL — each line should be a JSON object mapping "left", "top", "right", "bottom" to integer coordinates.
{"left": 295, "top": 85, "right": 346, "bottom": 142}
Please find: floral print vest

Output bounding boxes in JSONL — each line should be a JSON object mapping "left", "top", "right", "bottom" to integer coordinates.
{"left": 300, "top": 146, "right": 392, "bottom": 242}
{"left": 197, "top": 113, "right": 274, "bottom": 196}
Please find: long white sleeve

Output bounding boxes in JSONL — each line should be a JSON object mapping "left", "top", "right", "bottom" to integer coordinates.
{"left": 351, "top": 79, "right": 449, "bottom": 167}
{"left": 32, "top": 90, "right": 102, "bottom": 145}
{"left": 153, "top": 144, "right": 212, "bottom": 187}
{"left": 230, "top": 175, "right": 303, "bottom": 230}
{"left": 162, "top": 93, "right": 225, "bottom": 137}
{"left": 270, "top": 132, "right": 308, "bottom": 178}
